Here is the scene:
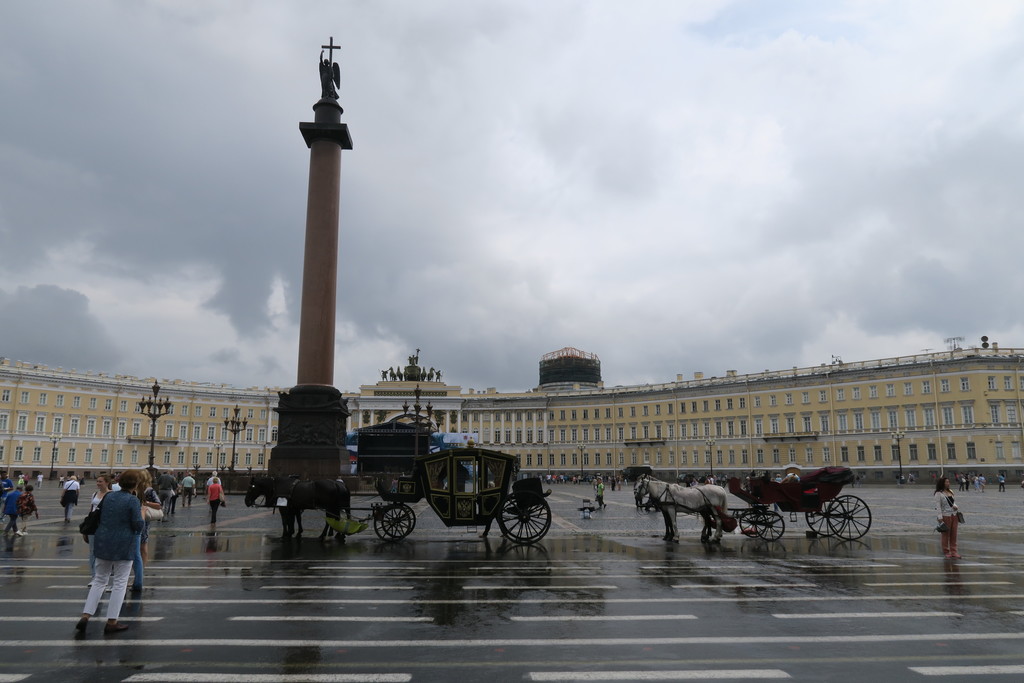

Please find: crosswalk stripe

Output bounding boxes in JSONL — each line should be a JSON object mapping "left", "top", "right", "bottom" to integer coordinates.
{"left": 511, "top": 615, "right": 697, "bottom": 622}
{"left": 228, "top": 616, "right": 432, "bottom": 622}
{"left": 259, "top": 586, "right": 413, "bottom": 590}
{"left": 773, "top": 612, "right": 960, "bottom": 619}
{"left": 4, "top": 632, "right": 1024, "bottom": 648}
{"left": 864, "top": 581, "right": 1011, "bottom": 587}
{"left": 123, "top": 675, "right": 412, "bottom": 682}
{"left": 528, "top": 671, "right": 790, "bottom": 680}
{"left": 464, "top": 585, "right": 618, "bottom": 590}
{"left": 909, "top": 665, "right": 1024, "bottom": 675}
{"left": 0, "top": 616, "right": 164, "bottom": 622}
{"left": 671, "top": 584, "right": 814, "bottom": 589}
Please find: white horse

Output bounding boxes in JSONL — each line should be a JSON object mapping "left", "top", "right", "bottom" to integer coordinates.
{"left": 635, "top": 476, "right": 732, "bottom": 544}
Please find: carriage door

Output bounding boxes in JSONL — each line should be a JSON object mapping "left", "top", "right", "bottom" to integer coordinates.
{"left": 454, "top": 456, "right": 477, "bottom": 523}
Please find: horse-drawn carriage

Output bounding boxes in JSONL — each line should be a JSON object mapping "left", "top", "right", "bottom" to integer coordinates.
{"left": 727, "top": 466, "right": 871, "bottom": 541}
{"left": 372, "top": 447, "right": 552, "bottom": 544}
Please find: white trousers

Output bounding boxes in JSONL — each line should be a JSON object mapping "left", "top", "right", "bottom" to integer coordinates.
{"left": 82, "top": 558, "right": 132, "bottom": 620}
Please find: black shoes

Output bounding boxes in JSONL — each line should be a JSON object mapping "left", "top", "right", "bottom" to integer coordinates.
{"left": 104, "top": 623, "right": 129, "bottom": 633}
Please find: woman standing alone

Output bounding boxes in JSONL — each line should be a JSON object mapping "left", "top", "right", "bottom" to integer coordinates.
{"left": 934, "top": 476, "right": 962, "bottom": 559}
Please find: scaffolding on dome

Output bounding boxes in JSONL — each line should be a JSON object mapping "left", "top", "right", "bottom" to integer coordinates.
{"left": 541, "top": 347, "right": 600, "bottom": 362}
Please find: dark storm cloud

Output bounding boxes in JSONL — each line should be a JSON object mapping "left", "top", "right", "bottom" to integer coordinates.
{"left": 0, "top": 285, "right": 122, "bottom": 371}
{"left": 3, "top": 2, "right": 1024, "bottom": 393}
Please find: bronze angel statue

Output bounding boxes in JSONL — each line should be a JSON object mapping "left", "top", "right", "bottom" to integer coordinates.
{"left": 319, "top": 51, "right": 340, "bottom": 100}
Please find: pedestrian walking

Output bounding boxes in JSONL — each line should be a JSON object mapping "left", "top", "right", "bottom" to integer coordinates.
{"left": 60, "top": 475, "right": 81, "bottom": 522}
{"left": 998, "top": 474, "right": 1006, "bottom": 492}
{"left": 594, "top": 477, "right": 606, "bottom": 510}
{"left": 86, "top": 475, "right": 113, "bottom": 583}
{"left": 156, "top": 470, "right": 177, "bottom": 516}
{"left": 15, "top": 484, "right": 37, "bottom": 536}
{"left": 206, "top": 476, "right": 225, "bottom": 524}
{"left": 76, "top": 468, "right": 144, "bottom": 634}
{"left": 3, "top": 485, "right": 23, "bottom": 535}
{"left": 180, "top": 473, "right": 196, "bottom": 507}
{"left": 934, "top": 476, "right": 962, "bottom": 559}
{"left": 36, "top": 473, "right": 43, "bottom": 489}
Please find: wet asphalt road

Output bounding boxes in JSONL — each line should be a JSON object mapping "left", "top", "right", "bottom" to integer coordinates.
{"left": 2, "top": 483, "right": 1024, "bottom": 682}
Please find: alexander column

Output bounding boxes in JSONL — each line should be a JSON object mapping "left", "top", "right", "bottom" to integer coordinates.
{"left": 269, "top": 38, "right": 352, "bottom": 480}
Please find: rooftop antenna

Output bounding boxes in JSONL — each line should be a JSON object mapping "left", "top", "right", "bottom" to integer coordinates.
{"left": 944, "top": 336, "right": 964, "bottom": 351}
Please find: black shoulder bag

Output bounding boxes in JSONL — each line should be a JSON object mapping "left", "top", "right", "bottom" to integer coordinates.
{"left": 79, "top": 498, "right": 104, "bottom": 539}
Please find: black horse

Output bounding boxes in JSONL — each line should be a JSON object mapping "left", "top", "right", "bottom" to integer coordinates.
{"left": 244, "top": 477, "right": 351, "bottom": 540}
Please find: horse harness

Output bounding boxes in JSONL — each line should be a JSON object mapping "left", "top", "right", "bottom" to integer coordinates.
{"left": 650, "top": 479, "right": 713, "bottom": 515}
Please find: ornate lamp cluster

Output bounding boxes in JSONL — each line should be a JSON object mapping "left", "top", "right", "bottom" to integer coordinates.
{"left": 138, "top": 382, "right": 173, "bottom": 474}
{"left": 224, "top": 405, "right": 248, "bottom": 473}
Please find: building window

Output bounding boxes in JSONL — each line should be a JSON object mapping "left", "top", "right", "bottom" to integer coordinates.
{"left": 857, "top": 446, "right": 865, "bottom": 462}
{"left": 988, "top": 376, "right": 997, "bottom": 390}
{"left": 961, "top": 405, "right": 974, "bottom": 425}
{"left": 946, "top": 442, "right": 957, "bottom": 460}
{"left": 908, "top": 444, "right": 918, "bottom": 461}
{"left": 966, "top": 442, "right": 976, "bottom": 460}
{"left": 904, "top": 382, "right": 913, "bottom": 396}
{"left": 927, "top": 443, "right": 937, "bottom": 461}
{"left": 836, "top": 389, "right": 845, "bottom": 401}
{"left": 885, "top": 384, "right": 895, "bottom": 397}
{"left": 851, "top": 387, "right": 860, "bottom": 400}
{"left": 873, "top": 445, "right": 882, "bottom": 462}
{"left": 960, "top": 377, "right": 970, "bottom": 391}
{"left": 922, "top": 380, "right": 931, "bottom": 395}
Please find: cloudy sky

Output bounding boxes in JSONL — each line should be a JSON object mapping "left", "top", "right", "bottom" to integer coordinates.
{"left": 2, "top": 1, "right": 1023, "bottom": 394}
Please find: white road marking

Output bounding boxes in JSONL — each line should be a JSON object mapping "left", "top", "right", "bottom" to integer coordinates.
{"left": 671, "top": 584, "right": 814, "bottom": 589}
{"left": 909, "top": 665, "right": 1024, "bottom": 676}
{"left": 0, "top": 616, "right": 163, "bottom": 622}
{"left": 259, "top": 586, "right": 414, "bottom": 590}
{"left": 511, "top": 615, "right": 697, "bottom": 622}
{"left": 863, "top": 581, "right": 1011, "bottom": 587}
{"left": 7, "top": 593, "right": 1024, "bottom": 605}
{"left": 123, "top": 675, "right": 411, "bottom": 682}
{"left": 464, "top": 585, "right": 618, "bottom": 590}
{"left": 0, "top": 676, "right": 31, "bottom": 681}
{"left": 47, "top": 585, "right": 208, "bottom": 590}
{"left": 773, "top": 612, "right": 960, "bottom": 619}
{"left": 229, "top": 616, "right": 432, "bottom": 622}
{"left": 5, "top": 632, "right": 1024, "bottom": 648}
{"left": 529, "top": 671, "right": 789, "bottom": 680}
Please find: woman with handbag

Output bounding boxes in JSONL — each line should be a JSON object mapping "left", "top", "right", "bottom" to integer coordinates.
{"left": 86, "top": 475, "right": 113, "bottom": 586}
{"left": 934, "top": 476, "right": 962, "bottom": 559}
{"left": 207, "top": 476, "right": 225, "bottom": 525}
{"left": 76, "top": 469, "right": 144, "bottom": 634}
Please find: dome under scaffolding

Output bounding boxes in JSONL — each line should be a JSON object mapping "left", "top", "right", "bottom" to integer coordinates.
{"left": 539, "top": 347, "right": 602, "bottom": 389}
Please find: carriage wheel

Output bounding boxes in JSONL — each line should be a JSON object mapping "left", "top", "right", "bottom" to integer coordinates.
{"left": 744, "top": 508, "right": 786, "bottom": 541}
{"left": 805, "top": 510, "right": 833, "bottom": 537}
{"left": 497, "top": 491, "right": 551, "bottom": 544}
{"left": 373, "top": 503, "right": 416, "bottom": 541}
{"left": 825, "top": 495, "right": 872, "bottom": 540}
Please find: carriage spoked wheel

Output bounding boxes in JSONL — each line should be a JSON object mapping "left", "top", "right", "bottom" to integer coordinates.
{"left": 742, "top": 507, "right": 786, "bottom": 541}
{"left": 823, "top": 495, "right": 872, "bottom": 540}
{"left": 373, "top": 503, "right": 417, "bottom": 541}
{"left": 497, "top": 491, "right": 552, "bottom": 544}
{"left": 804, "top": 510, "right": 833, "bottom": 537}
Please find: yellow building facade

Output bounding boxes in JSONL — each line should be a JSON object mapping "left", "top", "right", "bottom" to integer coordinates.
{"left": 3, "top": 346, "right": 1023, "bottom": 482}
{"left": 0, "top": 358, "right": 278, "bottom": 479}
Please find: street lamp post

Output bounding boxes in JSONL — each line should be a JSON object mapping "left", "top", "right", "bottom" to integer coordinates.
{"left": 224, "top": 406, "right": 248, "bottom": 473}
{"left": 48, "top": 433, "right": 61, "bottom": 480}
{"left": 138, "top": 382, "right": 172, "bottom": 477}
{"left": 214, "top": 442, "right": 223, "bottom": 472}
{"left": 706, "top": 438, "right": 716, "bottom": 478}
{"left": 891, "top": 431, "right": 905, "bottom": 486}
{"left": 578, "top": 444, "right": 585, "bottom": 479}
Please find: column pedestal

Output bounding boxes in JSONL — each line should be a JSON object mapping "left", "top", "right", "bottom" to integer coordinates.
{"left": 269, "top": 385, "right": 350, "bottom": 480}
